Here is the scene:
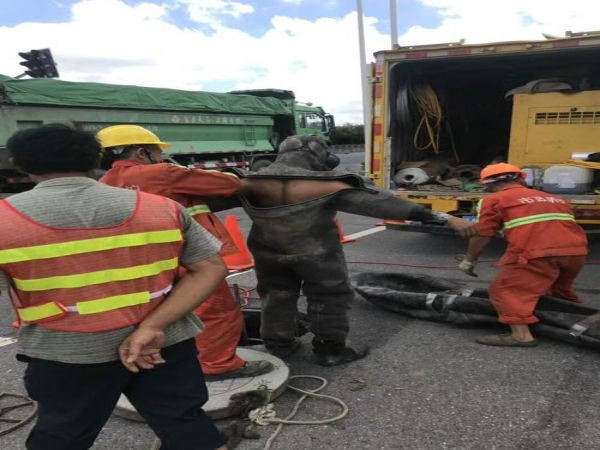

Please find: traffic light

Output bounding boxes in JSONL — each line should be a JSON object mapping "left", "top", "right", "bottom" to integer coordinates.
{"left": 18, "top": 49, "right": 59, "bottom": 78}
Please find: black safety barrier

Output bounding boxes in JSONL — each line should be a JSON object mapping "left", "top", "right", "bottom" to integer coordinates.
{"left": 353, "top": 272, "right": 600, "bottom": 350}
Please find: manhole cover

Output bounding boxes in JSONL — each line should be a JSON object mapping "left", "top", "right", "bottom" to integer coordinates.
{"left": 114, "top": 348, "right": 288, "bottom": 421}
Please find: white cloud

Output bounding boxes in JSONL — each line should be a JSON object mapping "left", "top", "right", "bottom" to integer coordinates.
{"left": 1, "top": 0, "right": 599, "bottom": 124}
{"left": 399, "top": 0, "right": 600, "bottom": 45}
{"left": 0, "top": 0, "right": 385, "bottom": 123}
{"left": 177, "top": 0, "right": 254, "bottom": 25}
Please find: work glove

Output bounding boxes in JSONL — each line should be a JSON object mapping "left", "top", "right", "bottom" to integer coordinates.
{"left": 458, "top": 259, "right": 478, "bottom": 277}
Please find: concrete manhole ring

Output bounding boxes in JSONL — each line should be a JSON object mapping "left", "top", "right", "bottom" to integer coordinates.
{"left": 114, "top": 348, "right": 289, "bottom": 421}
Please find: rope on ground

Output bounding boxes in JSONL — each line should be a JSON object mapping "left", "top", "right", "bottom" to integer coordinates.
{"left": 0, "top": 392, "right": 38, "bottom": 437}
{"left": 248, "top": 375, "right": 348, "bottom": 450}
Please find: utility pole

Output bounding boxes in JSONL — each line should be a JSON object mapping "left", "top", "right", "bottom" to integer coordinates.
{"left": 390, "top": 0, "right": 398, "bottom": 48}
{"left": 356, "top": 0, "right": 371, "bottom": 174}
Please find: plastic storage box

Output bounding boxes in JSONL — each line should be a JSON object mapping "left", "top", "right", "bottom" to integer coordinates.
{"left": 542, "top": 165, "right": 594, "bottom": 194}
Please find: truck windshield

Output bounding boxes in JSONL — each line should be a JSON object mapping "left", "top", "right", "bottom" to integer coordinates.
{"left": 306, "top": 113, "right": 325, "bottom": 131}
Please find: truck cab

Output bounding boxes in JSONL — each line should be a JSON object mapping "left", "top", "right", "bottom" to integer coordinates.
{"left": 231, "top": 89, "right": 335, "bottom": 144}
{"left": 294, "top": 103, "right": 335, "bottom": 144}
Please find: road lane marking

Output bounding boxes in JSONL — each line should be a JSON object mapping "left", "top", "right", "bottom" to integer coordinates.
{"left": 0, "top": 337, "right": 17, "bottom": 348}
{"left": 224, "top": 225, "right": 385, "bottom": 280}
{"left": 345, "top": 225, "right": 386, "bottom": 241}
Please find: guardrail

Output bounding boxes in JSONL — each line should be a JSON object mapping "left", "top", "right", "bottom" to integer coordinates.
{"left": 329, "top": 144, "right": 365, "bottom": 153}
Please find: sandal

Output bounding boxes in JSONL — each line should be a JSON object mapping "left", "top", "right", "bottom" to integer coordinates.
{"left": 476, "top": 334, "right": 538, "bottom": 347}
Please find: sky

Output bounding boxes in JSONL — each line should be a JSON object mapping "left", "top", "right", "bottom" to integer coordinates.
{"left": 1, "top": 0, "right": 599, "bottom": 124}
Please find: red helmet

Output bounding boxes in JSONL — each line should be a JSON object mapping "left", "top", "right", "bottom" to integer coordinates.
{"left": 480, "top": 163, "right": 527, "bottom": 184}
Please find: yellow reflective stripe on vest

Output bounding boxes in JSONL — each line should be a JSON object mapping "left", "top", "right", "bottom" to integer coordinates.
{"left": 13, "top": 257, "right": 179, "bottom": 292}
{"left": 476, "top": 199, "right": 483, "bottom": 221}
{"left": 0, "top": 229, "right": 183, "bottom": 264}
{"left": 76, "top": 291, "right": 150, "bottom": 315}
{"left": 17, "top": 285, "right": 173, "bottom": 322}
{"left": 17, "top": 302, "right": 64, "bottom": 322}
{"left": 503, "top": 213, "right": 575, "bottom": 230}
{"left": 187, "top": 205, "right": 211, "bottom": 216}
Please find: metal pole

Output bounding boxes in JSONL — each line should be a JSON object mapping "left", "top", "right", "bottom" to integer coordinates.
{"left": 356, "top": 0, "right": 371, "bottom": 174}
{"left": 389, "top": 0, "right": 398, "bottom": 48}
{"left": 356, "top": 0, "right": 368, "bottom": 129}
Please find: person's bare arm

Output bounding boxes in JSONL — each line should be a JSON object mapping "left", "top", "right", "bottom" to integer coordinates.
{"left": 119, "top": 255, "right": 227, "bottom": 372}
{"left": 458, "top": 234, "right": 492, "bottom": 277}
{"left": 465, "top": 235, "right": 493, "bottom": 262}
{"left": 446, "top": 216, "right": 479, "bottom": 239}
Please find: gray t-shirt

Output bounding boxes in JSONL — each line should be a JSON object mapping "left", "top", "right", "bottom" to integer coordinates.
{"left": 0, "top": 177, "right": 222, "bottom": 364}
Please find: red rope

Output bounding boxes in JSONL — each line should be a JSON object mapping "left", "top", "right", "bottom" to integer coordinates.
{"left": 346, "top": 259, "right": 600, "bottom": 269}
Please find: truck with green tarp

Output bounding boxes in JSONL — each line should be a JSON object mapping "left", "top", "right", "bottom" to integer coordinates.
{"left": 0, "top": 75, "right": 334, "bottom": 190}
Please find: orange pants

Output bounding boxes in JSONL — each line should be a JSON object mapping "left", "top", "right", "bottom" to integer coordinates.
{"left": 194, "top": 280, "right": 245, "bottom": 374}
{"left": 489, "top": 255, "right": 585, "bottom": 325}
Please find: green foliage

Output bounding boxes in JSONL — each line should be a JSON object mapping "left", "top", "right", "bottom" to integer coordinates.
{"left": 331, "top": 123, "right": 365, "bottom": 145}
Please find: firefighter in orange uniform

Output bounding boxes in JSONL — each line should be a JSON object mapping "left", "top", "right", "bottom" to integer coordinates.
{"left": 97, "top": 125, "right": 272, "bottom": 379}
{"left": 460, "top": 163, "right": 588, "bottom": 347}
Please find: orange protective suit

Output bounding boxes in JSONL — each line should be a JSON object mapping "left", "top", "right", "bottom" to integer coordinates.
{"left": 477, "top": 185, "right": 588, "bottom": 325}
{"left": 100, "top": 161, "right": 245, "bottom": 374}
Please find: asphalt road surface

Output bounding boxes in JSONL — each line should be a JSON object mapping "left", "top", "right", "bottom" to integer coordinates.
{"left": 1, "top": 152, "right": 600, "bottom": 450}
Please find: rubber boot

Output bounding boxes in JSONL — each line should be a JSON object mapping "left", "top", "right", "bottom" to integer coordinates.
{"left": 264, "top": 338, "right": 301, "bottom": 359}
{"left": 313, "top": 340, "right": 369, "bottom": 366}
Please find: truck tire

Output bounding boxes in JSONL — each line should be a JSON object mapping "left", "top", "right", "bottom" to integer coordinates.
{"left": 251, "top": 159, "right": 272, "bottom": 171}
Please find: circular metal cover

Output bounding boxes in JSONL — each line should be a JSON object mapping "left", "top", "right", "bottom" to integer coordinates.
{"left": 114, "top": 348, "right": 289, "bottom": 421}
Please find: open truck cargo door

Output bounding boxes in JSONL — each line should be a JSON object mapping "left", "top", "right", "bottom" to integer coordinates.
{"left": 367, "top": 33, "right": 600, "bottom": 235}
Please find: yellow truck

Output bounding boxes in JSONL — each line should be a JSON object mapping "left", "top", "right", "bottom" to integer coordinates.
{"left": 367, "top": 32, "right": 600, "bottom": 234}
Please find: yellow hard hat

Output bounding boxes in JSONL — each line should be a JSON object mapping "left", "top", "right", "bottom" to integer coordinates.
{"left": 96, "top": 125, "right": 170, "bottom": 150}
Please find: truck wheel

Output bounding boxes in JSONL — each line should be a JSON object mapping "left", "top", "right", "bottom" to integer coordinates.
{"left": 251, "top": 159, "right": 272, "bottom": 171}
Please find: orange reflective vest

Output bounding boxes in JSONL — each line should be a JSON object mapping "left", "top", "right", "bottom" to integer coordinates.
{"left": 0, "top": 192, "right": 184, "bottom": 332}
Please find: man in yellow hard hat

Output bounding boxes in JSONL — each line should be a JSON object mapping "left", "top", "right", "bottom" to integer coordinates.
{"left": 460, "top": 163, "right": 588, "bottom": 346}
{"left": 97, "top": 124, "right": 273, "bottom": 379}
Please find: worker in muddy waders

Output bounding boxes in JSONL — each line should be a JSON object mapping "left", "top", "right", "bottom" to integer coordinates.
{"left": 220, "top": 135, "right": 475, "bottom": 366}
{"left": 0, "top": 124, "right": 228, "bottom": 450}
{"left": 459, "top": 163, "right": 589, "bottom": 347}
{"left": 97, "top": 124, "right": 273, "bottom": 380}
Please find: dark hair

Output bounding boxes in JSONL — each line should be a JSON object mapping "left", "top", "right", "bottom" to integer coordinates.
{"left": 7, "top": 124, "right": 101, "bottom": 175}
{"left": 99, "top": 144, "right": 156, "bottom": 170}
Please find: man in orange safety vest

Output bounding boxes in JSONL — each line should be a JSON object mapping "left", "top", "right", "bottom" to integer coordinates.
{"left": 1, "top": 124, "right": 228, "bottom": 449}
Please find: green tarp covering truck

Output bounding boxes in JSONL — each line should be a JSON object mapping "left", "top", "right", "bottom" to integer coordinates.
{"left": 0, "top": 76, "right": 334, "bottom": 191}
